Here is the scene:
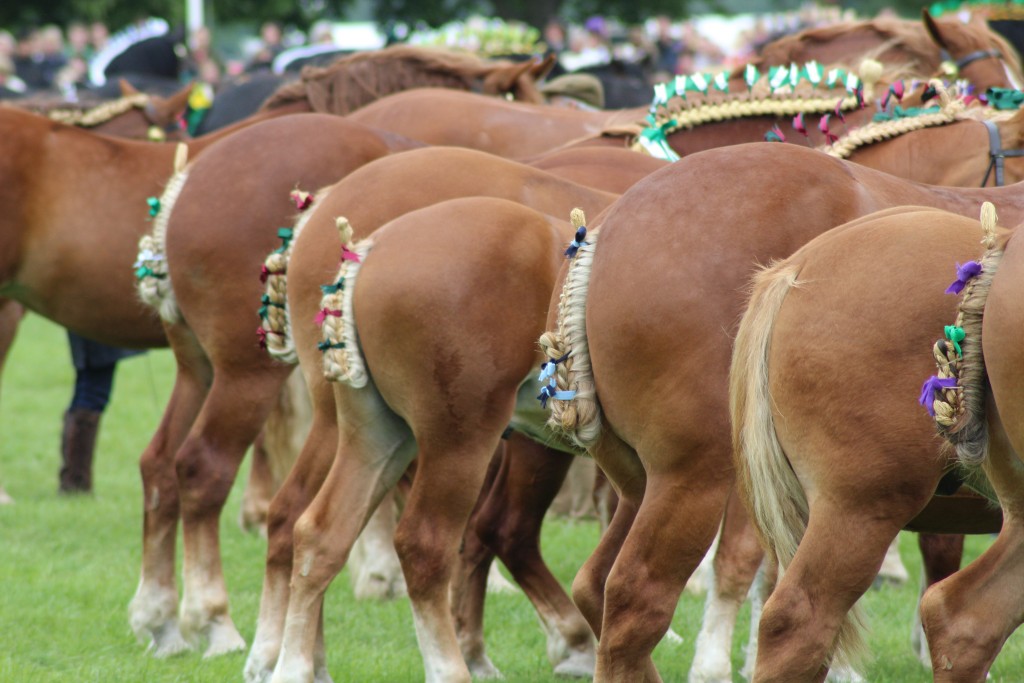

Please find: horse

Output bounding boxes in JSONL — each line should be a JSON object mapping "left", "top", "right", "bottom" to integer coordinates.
{"left": 533, "top": 142, "right": 1024, "bottom": 680}
{"left": 263, "top": 196, "right": 587, "bottom": 683}
{"left": 754, "top": 11, "right": 1023, "bottom": 89}
{"left": 190, "top": 44, "right": 555, "bottom": 133}
{"left": 729, "top": 205, "right": 1010, "bottom": 681}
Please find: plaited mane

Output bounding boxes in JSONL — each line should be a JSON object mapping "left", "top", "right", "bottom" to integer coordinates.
{"left": 30, "top": 93, "right": 151, "bottom": 127}
{"left": 261, "top": 45, "right": 509, "bottom": 114}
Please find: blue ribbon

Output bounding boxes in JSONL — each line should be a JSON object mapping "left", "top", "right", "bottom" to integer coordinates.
{"left": 918, "top": 375, "right": 958, "bottom": 416}
{"left": 564, "top": 226, "right": 587, "bottom": 258}
{"left": 536, "top": 378, "right": 576, "bottom": 409}
{"left": 537, "top": 352, "right": 570, "bottom": 381}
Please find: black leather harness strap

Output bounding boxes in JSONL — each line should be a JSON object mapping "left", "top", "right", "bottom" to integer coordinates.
{"left": 955, "top": 48, "right": 1003, "bottom": 71}
{"left": 982, "top": 119, "right": 1024, "bottom": 187}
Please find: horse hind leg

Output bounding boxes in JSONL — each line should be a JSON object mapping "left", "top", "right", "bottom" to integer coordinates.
{"left": 129, "top": 322, "right": 210, "bottom": 658}
{"left": 690, "top": 490, "right": 764, "bottom": 683}
{"left": 348, "top": 487, "right": 405, "bottom": 600}
{"left": 910, "top": 533, "right": 964, "bottom": 668}
{"left": 454, "top": 434, "right": 595, "bottom": 678}
{"left": 270, "top": 386, "right": 415, "bottom": 683}
{"left": 176, "top": 366, "right": 292, "bottom": 657}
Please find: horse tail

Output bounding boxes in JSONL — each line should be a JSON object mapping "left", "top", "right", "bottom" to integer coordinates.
{"left": 260, "top": 191, "right": 320, "bottom": 363}
{"left": 930, "top": 202, "right": 1009, "bottom": 466}
{"left": 319, "top": 217, "right": 373, "bottom": 388}
{"left": 730, "top": 260, "right": 866, "bottom": 669}
{"left": 135, "top": 162, "right": 190, "bottom": 323}
{"left": 538, "top": 208, "right": 602, "bottom": 449}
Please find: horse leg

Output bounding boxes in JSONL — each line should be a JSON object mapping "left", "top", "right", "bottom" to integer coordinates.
{"left": 571, "top": 429, "right": 645, "bottom": 642}
{"left": 690, "top": 489, "right": 764, "bottom": 683}
{"left": 240, "top": 432, "right": 275, "bottom": 534}
{"left": 920, "top": 425, "right": 1024, "bottom": 682}
{"left": 0, "top": 297, "right": 24, "bottom": 504}
{"left": 597, "top": 462, "right": 731, "bottom": 683}
{"left": 245, "top": 374, "right": 338, "bottom": 683}
{"left": 270, "top": 388, "right": 416, "bottom": 683}
{"left": 876, "top": 536, "right": 909, "bottom": 586}
{"left": 910, "top": 533, "right": 964, "bottom": 667}
{"left": 176, "top": 365, "right": 292, "bottom": 656}
{"left": 129, "top": 323, "right": 211, "bottom": 657}
{"left": 455, "top": 433, "right": 596, "bottom": 677}
{"left": 349, "top": 488, "right": 404, "bottom": 600}
{"left": 753, "top": 504, "right": 904, "bottom": 683}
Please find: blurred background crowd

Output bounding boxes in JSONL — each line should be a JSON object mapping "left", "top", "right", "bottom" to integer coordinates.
{"left": 0, "top": 3, "right": 873, "bottom": 106}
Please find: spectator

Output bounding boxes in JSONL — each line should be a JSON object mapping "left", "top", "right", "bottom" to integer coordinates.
{"left": 248, "top": 21, "right": 285, "bottom": 71}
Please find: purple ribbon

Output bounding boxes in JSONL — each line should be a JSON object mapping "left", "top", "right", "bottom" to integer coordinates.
{"left": 945, "top": 261, "right": 982, "bottom": 294}
{"left": 919, "top": 375, "right": 958, "bottom": 416}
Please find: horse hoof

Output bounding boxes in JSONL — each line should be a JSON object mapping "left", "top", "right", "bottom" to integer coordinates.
{"left": 147, "top": 621, "right": 192, "bottom": 658}
{"left": 662, "top": 627, "right": 685, "bottom": 646}
{"left": 466, "top": 655, "right": 503, "bottom": 679}
{"left": 203, "top": 617, "right": 247, "bottom": 658}
{"left": 553, "top": 650, "right": 595, "bottom": 678}
{"left": 243, "top": 661, "right": 274, "bottom": 683}
{"left": 313, "top": 666, "right": 334, "bottom": 683}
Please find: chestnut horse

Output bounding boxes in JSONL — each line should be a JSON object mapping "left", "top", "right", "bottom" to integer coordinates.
{"left": 266, "top": 196, "right": 582, "bottom": 683}
{"left": 535, "top": 143, "right": 1024, "bottom": 681}
{"left": 730, "top": 206, "right": 1009, "bottom": 681}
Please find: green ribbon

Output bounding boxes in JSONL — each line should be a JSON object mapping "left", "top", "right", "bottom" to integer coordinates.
{"left": 872, "top": 105, "right": 941, "bottom": 122}
{"left": 135, "top": 266, "right": 165, "bottom": 280}
{"left": 320, "top": 281, "right": 344, "bottom": 295}
{"left": 273, "top": 227, "right": 294, "bottom": 254}
{"left": 317, "top": 340, "right": 345, "bottom": 351}
{"left": 258, "top": 294, "right": 285, "bottom": 319}
{"left": 147, "top": 197, "right": 160, "bottom": 218}
{"left": 945, "top": 325, "right": 965, "bottom": 356}
{"left": 988, "top": 88, "right": 1024, "bottom": 111}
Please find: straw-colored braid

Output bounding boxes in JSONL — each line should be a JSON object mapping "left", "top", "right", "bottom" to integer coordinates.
{"left": 319, "top": 217, "right": 373, "bottom": 387}
{"left": 135, "top": 162, "right": 190, "bottom": 323}
{"left": 658, "top": 93, "right": 861, "bottom": 132}
{"left": 824, "top": 80, "right": 964, "bottom": 159}
{"left": 260, "top": 190, "right": 320, "bottom": 363}
{"left": 925, "top": 202, "right": 1007, "bottom": 466}
{"left": 46, "top": 93, "right": 150, "bottom": 127}
{"left": 538, "top": 208, "right": 602, "bottom": 450}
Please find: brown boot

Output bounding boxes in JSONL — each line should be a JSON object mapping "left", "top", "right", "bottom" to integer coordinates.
{"left": 59, "top": 408, "right": 101, "bottom": 494}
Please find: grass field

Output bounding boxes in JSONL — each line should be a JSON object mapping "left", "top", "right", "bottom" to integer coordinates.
{"left": 1, "top": 314, "right": 1022, "bottom": 682}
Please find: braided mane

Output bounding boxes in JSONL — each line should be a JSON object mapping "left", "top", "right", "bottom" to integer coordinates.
{"left": 32, "top": 93, "right": 151, "bottom": 127}
{"left": 261, "top": 44, "right": 516, "bottom": 114}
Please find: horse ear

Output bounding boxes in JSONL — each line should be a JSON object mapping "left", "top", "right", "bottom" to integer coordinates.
{"left": 922, "top": 9, "right": 949, "bottom": 51}
{"left": 119, "top": 78, "right": 141, "bottom": 96}
{"left": 149, "top": 81, "right": 194, "bottom": 125}
{"left": 491, "top": 59, "right": 538, "bottom": 91}
{"left": 530, "top": 53, "right": 558, "bottom": 82}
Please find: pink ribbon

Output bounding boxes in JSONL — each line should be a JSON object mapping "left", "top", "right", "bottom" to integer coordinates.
{"left": 793, "top": 112, "right": 807, "bottom": 137}
{"left": 290, "top": 190, "right": 313, "bottom": 211}
{"left": 818, "top": 114, "right": 838, "bottom": 144}
{"left": 341, "top": 247, "right": 361, "bottom": 263}
{"left": 314, "top": 308, "right": 343, "bottom": 326}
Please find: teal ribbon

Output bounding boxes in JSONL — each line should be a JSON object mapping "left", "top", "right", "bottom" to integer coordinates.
{"left": 871, "top": 105, "right": 941, "bottom": 123}
{"left": 258, "top": 294, "right": 285, "bottom": 319}
{"left": 273, "top": 227, "right": 294, "bottom": 255}
{"left": 320, "top": 281, "right": 344, "bottom": 295}
{"left": 317, "top": 340, "right": 345, "bottom": 351}
{"left": 147, "top": 197, "right": 160, "bottom": 218}
{"left": 945, "top": 325, "right": 966, "bottom": 356}
{"left": 987, "top": 88, "right": 1024, "bottom": 111}
{"left": 135, "top": 266, "right": 165, "bottom": 280}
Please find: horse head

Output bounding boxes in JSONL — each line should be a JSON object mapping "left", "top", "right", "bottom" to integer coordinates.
{"left": 478, "top": 53, "right": 556, "bottom": 104}
{"left": 923, "top": 9, "right": 1023, "bottom": 90}
{"left": 120, "top": 78, "right": 191, "bottom": 141}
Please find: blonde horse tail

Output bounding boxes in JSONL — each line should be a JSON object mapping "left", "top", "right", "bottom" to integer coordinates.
{"left": 135, "top": 163, "right": 190, "bottom": 323}
{"left": 260, "top": 190, "right": 319, "bottom": 363}
{"left": 538, "top": 208, "right": 602, "bottom": 450}
{"left": 930, "top": 202, "right": 1008, "bottom": 466}
{"left": 319, "top": 217, "right": 372, "bottom": 387}
{"left": 730, "top": 261, "right": 866, "bottom": 669}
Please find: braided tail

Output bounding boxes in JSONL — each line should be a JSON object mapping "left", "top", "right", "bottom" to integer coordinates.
{"left": 319, "top": 217, "right": 372, "bottom": 387}
{"left": 538, "top": 208, "right": 602, "bottom": 449}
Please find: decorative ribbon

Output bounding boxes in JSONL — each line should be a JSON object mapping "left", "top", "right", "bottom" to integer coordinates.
{"left": 881, "top": 80, "right": 905, "bottom": 110}
{"left": 818, "top": 114, "right": 838, "bottom": 144}
{"left": 340, "top": 246, "right": 361, "bottom": 263}
{"left": 987, "top": 87, "right": 1024, "bottom": 111}
{"left": 833, "top": 98, "right": 846, "bottom": 123}
{"left": 290, "top": 189, "right": 314, "bottom": 211}
{"left": 944, "top": 325, "right": 966, "bottom": 356}
{"left": 871, "top": 105, "right": 942, "bottom": 123}
{"left": 945, "top": 260, "right": 982, "bottom": 294}
{"left": 636, "top": 125, "right": 680, "bottom": 162}
{"left": 314, "top": 308, "right": 343, "bottom": 326}
{"left": 564, "top": 226, "right": 587, "bottom": 258}
{"left": 259, "top": 264, "right": 284, "bottom": 283}
{"left": 764, "top": 125, "right": 786, "bottom": 143}
{"left": 537, "top": 379, "right": 576, "bottom": 409}
{"left": 317, "top": 340, "right": 345, "bottom": 351}
{"left": 793, "top": 112, "right": 807, "bottom": 137}
{"left": 258, "top": 294, "right": 284, "bottom": 319}
{"left": 134, "top": 266, "right": 166, "bottom": 280}
{"left": 321, "top": 280, "right": 344, "bottom": 295}
{"left": 255, "top": 326, "right": 280, "bottom": 349}
{"left": 273, "top": 227, "right": 294, "bottom": 255}
{"left": 133, "top": 250, "right": 163, "bottom": 266}
{"left": 919, "top": 375, "right": 958, "bottom": 416}
{"left": 744, "top": 64, "right": 759, "bottom": 91}
{"left": 537, "top": 352, "right": 570, "bottom": 382}
{"left": 146, "top": 196, "right": 160, "bottom": 218}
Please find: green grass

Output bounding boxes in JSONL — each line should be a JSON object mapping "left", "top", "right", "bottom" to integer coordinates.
{"left": 1, "top": 314, "right": 1022, "bottom": 682}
